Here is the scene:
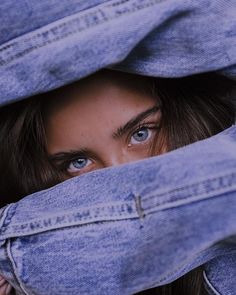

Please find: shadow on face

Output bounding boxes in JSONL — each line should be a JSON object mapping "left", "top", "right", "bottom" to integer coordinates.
{"left": 45, "top": 70, "right": 162, "bottom": 178}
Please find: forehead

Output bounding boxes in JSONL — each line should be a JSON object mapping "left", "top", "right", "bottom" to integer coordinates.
{"left": 44, "top": 71, "right": 157, "bottom": 152}
{"left": 46, "top": 70, "right": 155, "bottom": 109}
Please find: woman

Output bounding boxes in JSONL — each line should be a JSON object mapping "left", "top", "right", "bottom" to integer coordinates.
{"left": 0, "top": 69, "right": 235, "bottom": 294}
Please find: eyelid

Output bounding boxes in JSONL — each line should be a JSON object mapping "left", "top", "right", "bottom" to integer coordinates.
{"left": 129, "top": 111, "right": 161, "bottom": 133}
{"left": 50, "top": 151, "right": 91, "bottom": 171}
{"left": 113, "top": 105, "right": 160, "bottom": 139}
{"left": 67, "top": 158, "right": 93, "bottom": 173}
{"left": 126, "top": 122, "right": 160, "bottom": 147}
{"left": 128, "top": 121, "right": 159, "bottom": 138}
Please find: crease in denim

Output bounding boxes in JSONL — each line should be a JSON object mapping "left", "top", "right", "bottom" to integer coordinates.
{"left": 0, "top": 201, "right": 138, "bottom": 239}
{"left": 1, "top": 169, "right": 236, "bottom": 240}
{"left": 0, "top": 0, "right": 164, "bottom": 67}
{"left": 6, "top": 240, "right": 29, "bottom": 295}
{"left": 142, "top": 170, "right": 236, "bottom": 213}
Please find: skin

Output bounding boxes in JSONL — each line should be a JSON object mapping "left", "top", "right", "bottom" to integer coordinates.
{"left": 0, "top": 276, "right": 11, "bottom": 295}
{"left": 0, "top": 73, "right": 162, "bottom": 293}
{"left": 45, "top": 74, "right": 162, "bottom": 178}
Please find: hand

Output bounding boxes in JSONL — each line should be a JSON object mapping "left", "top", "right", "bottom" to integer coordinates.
{"left": 0, "top": 276, "right": 12, "bottom": 295}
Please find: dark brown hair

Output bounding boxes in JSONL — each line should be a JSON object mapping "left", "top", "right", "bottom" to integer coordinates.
{"left": 0, "top": 70, "right": 235, "bottom": 294}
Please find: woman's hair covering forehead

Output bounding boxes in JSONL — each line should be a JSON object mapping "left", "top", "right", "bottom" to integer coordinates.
{"left": 0, "top": 0, "right": 236, "bottom": 106}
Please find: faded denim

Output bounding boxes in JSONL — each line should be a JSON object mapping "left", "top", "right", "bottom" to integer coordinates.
{"left": 0, "top": 0, "right": 236, "bottom": 106}
{"left": 0, "top": 126, "right": 236, "bottom": 294}
{"left": 0, "top": 0, "right": 236, "bottom": 294}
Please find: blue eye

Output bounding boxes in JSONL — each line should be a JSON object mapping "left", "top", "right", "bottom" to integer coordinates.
{"left": 67, "top": 158, "right": 92, "bottom": 173}
{"left": 130, "top": 127, "right": 151, "bottom": 144}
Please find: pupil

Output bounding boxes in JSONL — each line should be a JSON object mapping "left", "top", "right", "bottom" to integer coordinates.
{"left": 134, "top": 128, "right": 148, "bottom": 141}
{"left": 73, "top": 158, "right": 87, "bottom": 168}
{"left": 138, "top": 131, "right": 144, "bottom": 137}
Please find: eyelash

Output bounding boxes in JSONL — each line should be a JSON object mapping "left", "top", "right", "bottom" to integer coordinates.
{"left": 54, "top": 122, "right": 160, "bottom": 173}
{"left": 54, "top": 153, "right": 88, "bottom": 173}
{"left": 128, "top": 122, "right": 159, "bottom": 141}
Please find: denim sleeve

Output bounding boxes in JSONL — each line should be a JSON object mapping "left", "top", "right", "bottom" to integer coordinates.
{"left": 0, "top": 126, "right": 236, "bottom": 295}
{"left": 0, "top": 0, "right": 236, "bottom": 106}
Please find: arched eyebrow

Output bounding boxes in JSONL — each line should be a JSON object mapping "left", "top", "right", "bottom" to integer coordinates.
{"left": 112, "top": 105, "right": 160, "bottom": 139}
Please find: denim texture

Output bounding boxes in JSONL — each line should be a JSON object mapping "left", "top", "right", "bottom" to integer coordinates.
{"left": 0, "top": 0, "right": 236, "bottom": 106}
{"left": 0, "top": 126, "right": 236, "bottom": 294}
{"left": 0, "top": 0, "right": 236, "bottom": 294}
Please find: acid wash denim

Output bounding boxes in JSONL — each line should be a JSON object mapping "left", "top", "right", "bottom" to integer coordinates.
{"left": 0, "top": 0, "right": 236, "bottom": 294}
{"left": 0, "top": 127, "right": 236, "bottom": 295}
{"left": 0, "top": 0, "right": 236, "bottom": 105}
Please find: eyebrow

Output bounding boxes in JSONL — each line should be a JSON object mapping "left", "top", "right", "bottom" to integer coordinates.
{"left": 49, "top": 105, "right": 160, "bottom": 163}
{"left": 112, "top": 105, "right": 160, "bottom": 139}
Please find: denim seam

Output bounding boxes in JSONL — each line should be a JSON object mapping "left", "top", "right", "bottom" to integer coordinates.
{"left": 0, "top": 0, "right": 164, "bottom": 67}
{"left": 110, "top": 0, "right": 130, "bottom": 7}
{"left": 0, "top": 206, "right": 8, "bottom": 227}
{"left": 142, "top": 171, "right": 236, "bottom": 212}
{"left": 0, "top": 203, "right": 17, "bottom": 240}
{"left": 144, "top": 184, "right": 236, "bottom": 214}
{"left": 0, "top": 205, "right": 12, "bottom": 246}
{"left": 6, "top": 240, "right": 29, "bottom": 295}
{"left": 139, "top": 256, "right": 203, "bottom": 290}
{"left": 142, "top": 248, "right": 236, "bottom": 290}
{"left": 0, "top": 202, "right": 138, "bottom": 238}
{"left": 0, "top": 204, "right": 17, "bottom": 237}
{"left": 134, "top": 195, "right": 145, "bottom": 219}
{"left": 1, "top": 171, "right": 236, "bottom": 238}
{"left": 155, "top": 253, "right": 203, "bottom": 285}
{"left": 203, "top": 270, "right": 222, "bottom": 295}
{"left": 143, "top": 171, "right": 236, "bottom": 202}
{"left": 124, "top": 50, "right": 233, "bottom": 70}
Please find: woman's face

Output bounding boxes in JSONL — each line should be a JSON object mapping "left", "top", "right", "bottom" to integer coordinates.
{"left": 45, "top": 73, "right": 161, "bottom": 179}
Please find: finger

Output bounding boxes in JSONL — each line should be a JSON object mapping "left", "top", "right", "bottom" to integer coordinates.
{"left": 0, "top": 277, "right": 5, "bottom": 285}
{"left": 0, "top": 278, "right": 6, "bottom": 287}
{"left": 5, "top": 284, "right": 12, "bottom": 295}
{"left": 0, "top": 283, "right": 8, "bottom": 295}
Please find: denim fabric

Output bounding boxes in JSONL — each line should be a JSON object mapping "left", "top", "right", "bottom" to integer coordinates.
{"left": 1, "top": 0, "right": 236, "bottom": 294}
{"left": 0, "top": 126, "right": 236, "bottom": 294}
{"left": 203, "top": 252, "right": 236, "bottom": 295}
{"left": 0, "top": 0, "right": 236, "bottom": 106}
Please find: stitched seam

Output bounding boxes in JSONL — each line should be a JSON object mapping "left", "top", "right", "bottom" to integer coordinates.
{"left": 0, "top": 204, "right": 17, "bottom": 236}
{"left": 0, "top": 202, "right": 138, "bottom": 238}
{"left": 203, "top": 270, "right": 222, "bottom": 295}
{"left": 0, "top": 206, "right": 8, "bottom": 227}
{"left": 0, "top": 204, "right": 19, "bottom": 236}
{"left": 139, "top": 255, "right": 204, "bottom": 290}
{"left": 144, "top": 182, "right": 236, "bottom": 214}
{"left": 6, "top": 240, "right": 29, "bottom": 295}
{"left": 0, "top": 0, "right": 163, "bottom": 66}
{"left": 148, "top": 248, "right": 236, "bottom": 288}
{"left": 2, "top": 216, "right": 139, "bottom": 240}
{"left": 2, "top": 171, "right": 236, "bottom": 238}
{"left": 0, "top": 206, "right": 6, "bottom": 221}
{"left": 144, "top": 171, "right": 236, "bottom": 202}
{"left": 142, "top": 171, "right": 236, "bottom": 211}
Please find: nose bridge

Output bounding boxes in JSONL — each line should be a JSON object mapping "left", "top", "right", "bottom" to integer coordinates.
{"left": 102, "top": 147, "right": 131, "bottom": 167}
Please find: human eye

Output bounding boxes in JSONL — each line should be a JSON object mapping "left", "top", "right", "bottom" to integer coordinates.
{"left": 130, "top": 126, "right": 154, "bottom": 145}
{"left": 67, "top": 157, "right": 92, "bottom": 173}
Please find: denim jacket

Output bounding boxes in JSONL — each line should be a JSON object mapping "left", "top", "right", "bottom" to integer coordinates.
{"left": 0, "top": 0, "right": 236, "bottom": 294}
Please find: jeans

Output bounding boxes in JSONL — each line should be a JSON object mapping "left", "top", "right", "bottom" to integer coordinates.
{"left": 0, "top": 0, "right": 236, "bottom": 294}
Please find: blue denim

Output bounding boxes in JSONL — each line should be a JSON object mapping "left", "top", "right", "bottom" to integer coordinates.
{"left": 0, "top": 0, "right": 236, "bottom": 106}
{"left": 0, "top": 0, "right": 236, "bottom": 294}
{"left": 0, "top": 126, "right": 236, "bottom": 294}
